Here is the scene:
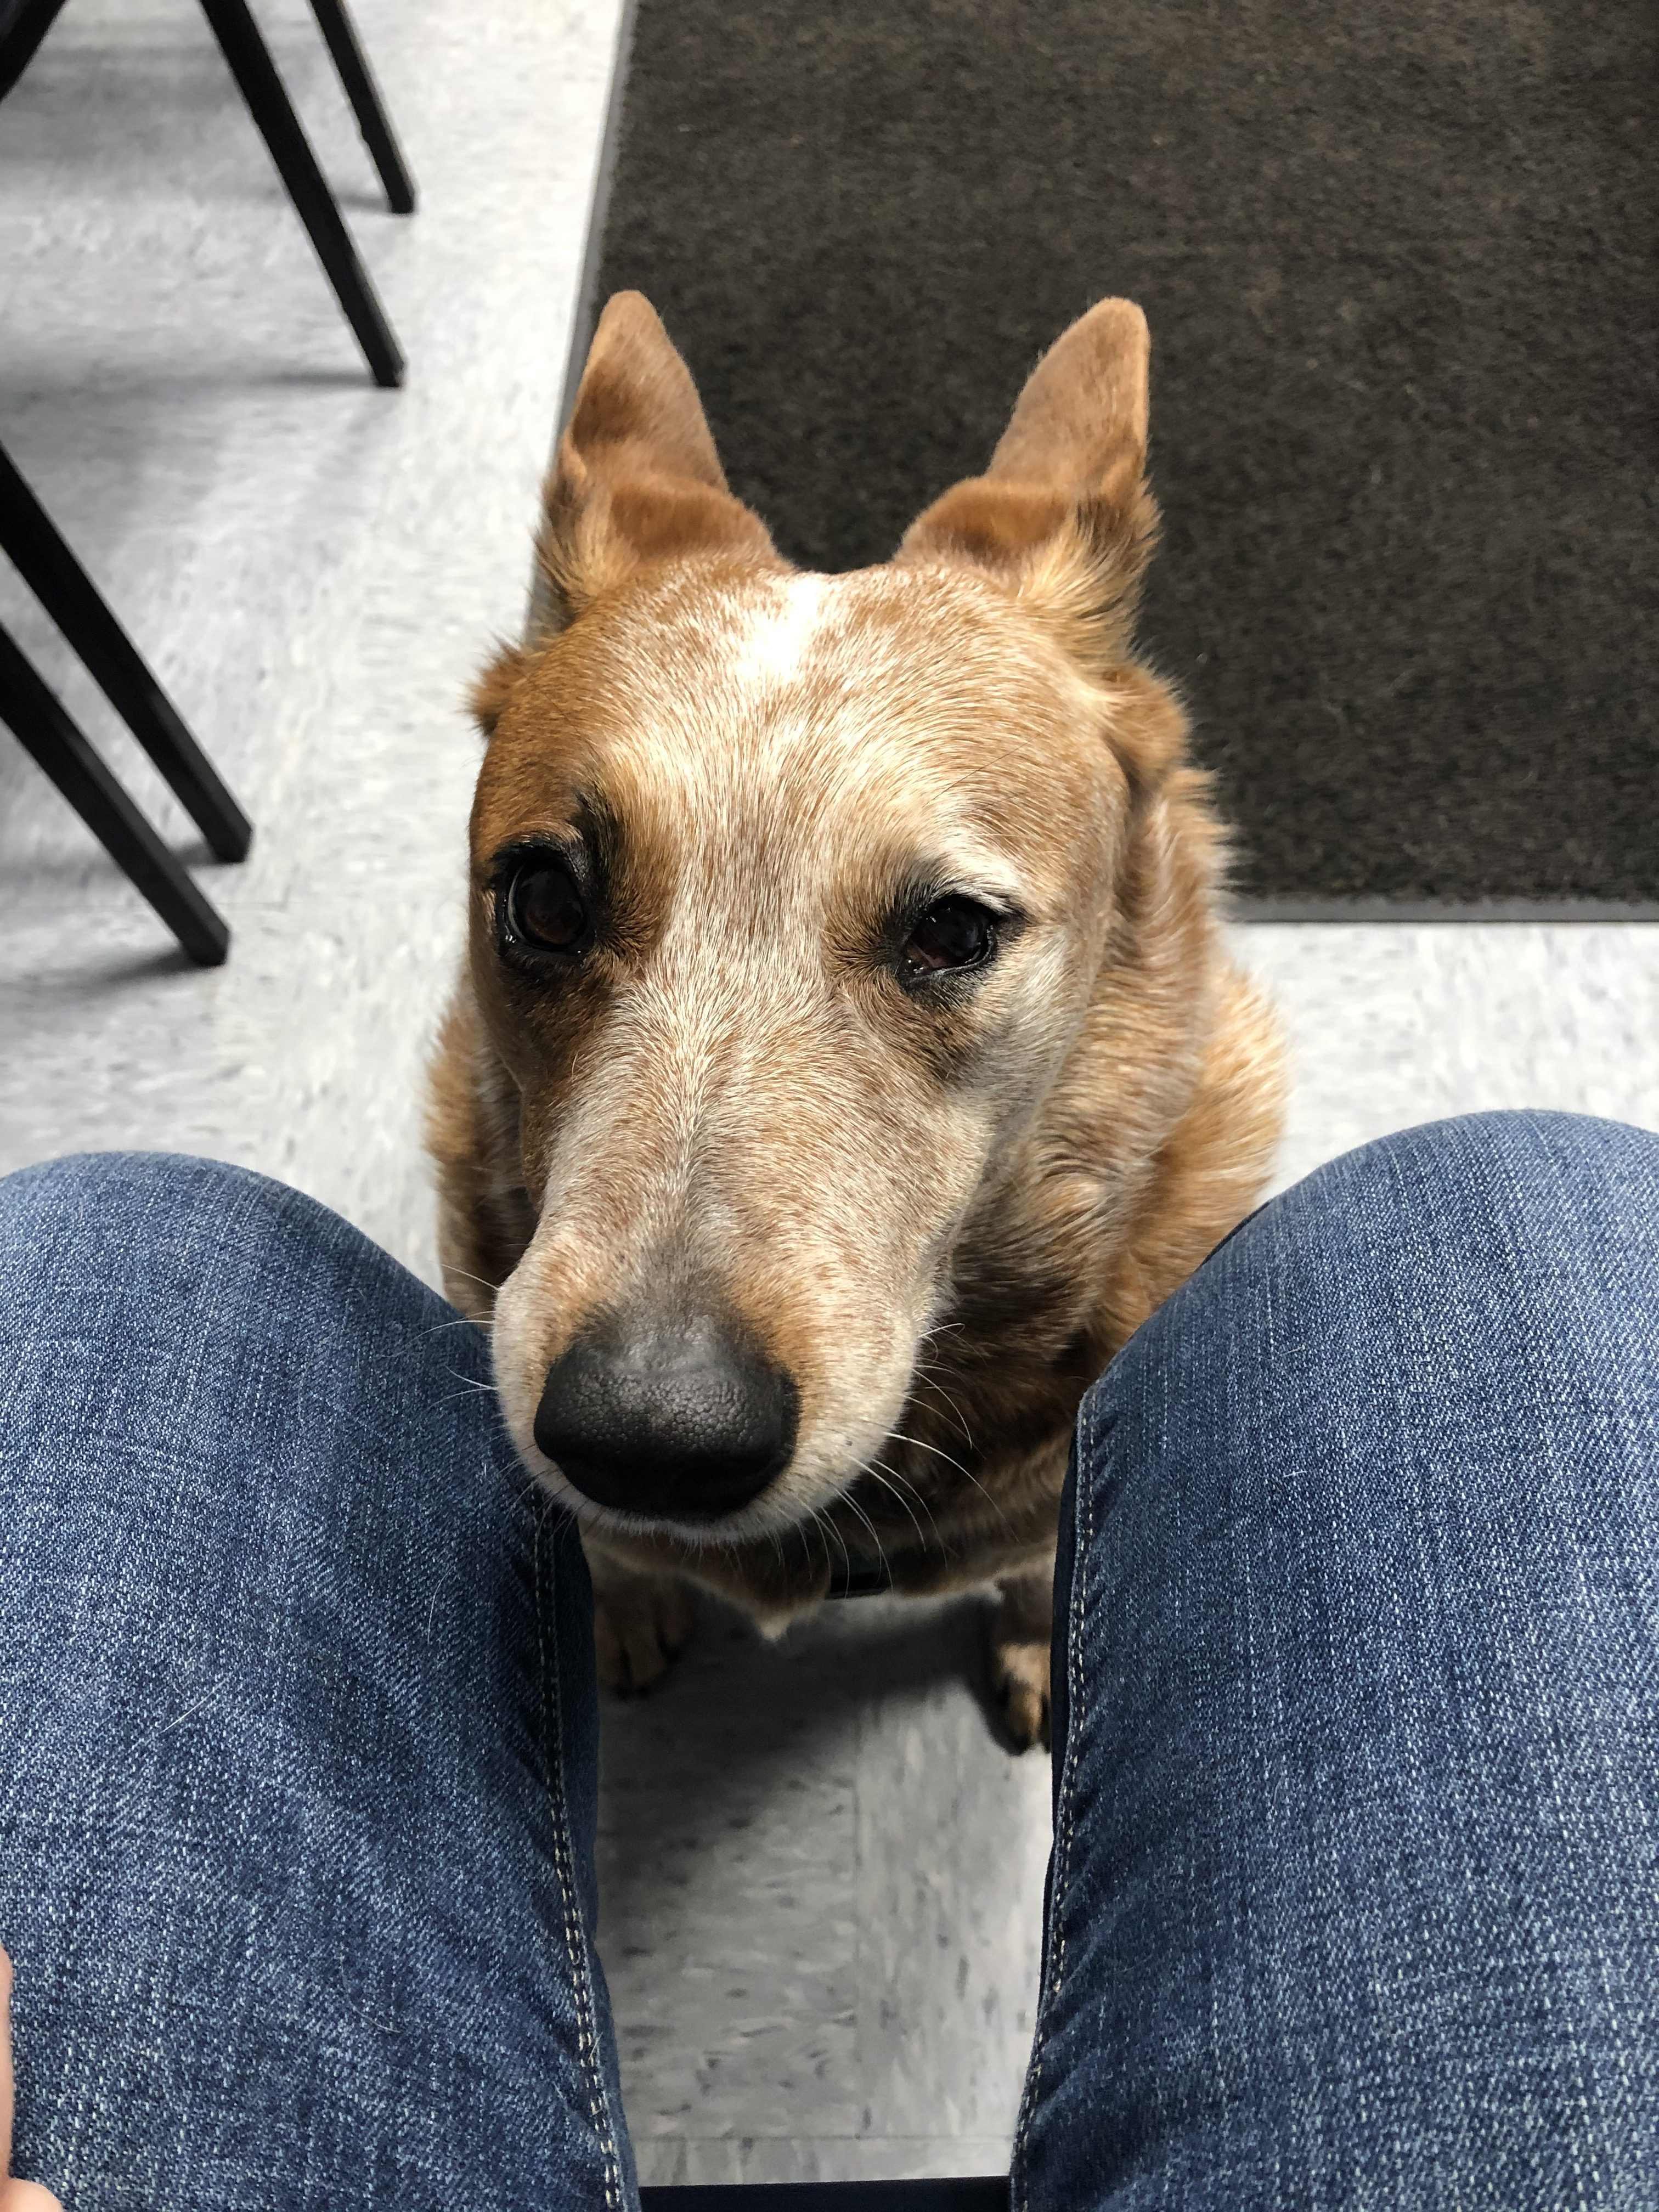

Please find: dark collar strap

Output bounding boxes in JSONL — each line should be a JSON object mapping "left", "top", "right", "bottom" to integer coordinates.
{"left": 826, "top": 1556, "right": 895, "bottom": 1600}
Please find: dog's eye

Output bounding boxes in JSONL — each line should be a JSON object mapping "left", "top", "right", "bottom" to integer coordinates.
{"left": 505, "top": 854, "right": 588, "bottom": 953}
{"left": 900, "top": 896, "right": 998, "bottom": 979}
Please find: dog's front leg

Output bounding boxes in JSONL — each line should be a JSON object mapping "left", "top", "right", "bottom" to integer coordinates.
{"left": 990, "top": 1562, "right": 1056, "bottom": 1752}
{"left": 582, "top": 1536, "right": 696, "bottom": 1695}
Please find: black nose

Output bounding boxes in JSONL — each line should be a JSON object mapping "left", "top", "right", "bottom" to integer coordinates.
{"left": 533, "top": 1310, "right": 798, "bottom": 1522}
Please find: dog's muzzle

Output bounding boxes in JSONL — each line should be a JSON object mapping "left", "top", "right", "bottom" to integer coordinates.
{"left": 533, "top": 1307, "right": 798, "bottom": 1523}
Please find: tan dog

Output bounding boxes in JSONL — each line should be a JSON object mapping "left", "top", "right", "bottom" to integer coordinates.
{"left": 428, "top": 291, "right": 1283, "bottom": 1750}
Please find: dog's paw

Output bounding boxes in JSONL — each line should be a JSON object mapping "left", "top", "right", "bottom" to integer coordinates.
{"left": 990, "top": 1564, "right": 1055, "bottom": 1753}
{"left": 990, "top": 1633, "right": 1051, "bottom": 1753}
{"left": 589, "top": 1560, "right": 696, "bottom": 1695}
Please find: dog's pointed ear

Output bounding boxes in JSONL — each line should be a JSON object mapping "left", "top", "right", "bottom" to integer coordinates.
{"left": 529, "top": 292, "right": 778, "bottom": 640}
{"left": 897, "top": 299, "right": 1157, "bottom": 673}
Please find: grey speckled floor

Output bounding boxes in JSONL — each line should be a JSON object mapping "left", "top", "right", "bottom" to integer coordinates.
{"left": 3, "top": 1, "right": 1657, "bottom": 2188}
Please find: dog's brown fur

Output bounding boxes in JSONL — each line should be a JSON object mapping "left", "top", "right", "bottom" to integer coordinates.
{"left": 427, "top": 291, "right": 1283, "bottom": 1748}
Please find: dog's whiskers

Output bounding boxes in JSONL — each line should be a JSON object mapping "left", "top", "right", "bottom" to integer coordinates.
{"left": 887, "top": 1424, "right": 1014, "bottom": 1534}
{"left": 444, "top": 1373, "right": 499, "bottom": 1392}
{"left": 907, "top": 1362, "right": 975, "bottom": 1448}
{"left": 436, "top": 1381, "right": 503, "bottom": 1409}
{"left": 808, "top": 1504, "right": 852, "bottom": 1577}
{"left": 861, "top": 1460, "right": 938, "bottom": 1556}
{"left": 862, "top": 1468, "right": 929, "bottom": 1554}
{"left": 885, "top": 1424, "right": 972, "bottom": 1482}
{"left": 441, "top": 1265, "right": 503, "bottom": 1321}
{"left": 815, "top": 1511, "right": 842, "bottom": 1578}
{"left": 947, "top": 1461, "right": 1013, "bottom": 1532}
{"left": 802, "top": 1515, "right": 829, "bottom": 1578}
{"left": 836, "top": 1492, "right": 891, "bottom": 1584}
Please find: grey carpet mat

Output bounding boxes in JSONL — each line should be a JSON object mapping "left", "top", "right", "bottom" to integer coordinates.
{"left": 586, "top": 0, "right": 1656, "bottom": 906}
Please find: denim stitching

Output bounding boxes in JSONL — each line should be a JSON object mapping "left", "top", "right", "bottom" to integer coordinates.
{"left": 532, "top": 1510, "right": 624, "bottom": 2211}
{"left": 1012, "top": 1396, "right": 1097, "bottom": 2211}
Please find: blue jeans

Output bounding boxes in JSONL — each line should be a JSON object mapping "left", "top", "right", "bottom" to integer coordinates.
{"left": 1, "top": 1115, "right": 1655, "bottom": 2209}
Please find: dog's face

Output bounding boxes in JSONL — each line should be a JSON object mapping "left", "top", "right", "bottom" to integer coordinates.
{"left": 469, "top": 292, "right": 1176, "bottom": 1548}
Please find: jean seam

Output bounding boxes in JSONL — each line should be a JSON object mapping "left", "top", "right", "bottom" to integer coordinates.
{"left": 532, "top": 1508, "right": 625, "bottom": 2212}
{"left": 1011, "top": 1396, "right": 1097, "bottom": 2212}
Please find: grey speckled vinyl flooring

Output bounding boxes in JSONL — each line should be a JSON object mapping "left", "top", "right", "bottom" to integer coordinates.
{"left": 2, "top": 0, "right": 1657, "bottom": 2187}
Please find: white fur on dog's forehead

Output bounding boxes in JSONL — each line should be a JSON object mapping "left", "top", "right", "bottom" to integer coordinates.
{"left": 610, "top": 561, "right": 1090, "bottom": 747}
{"left": 736, "top": 572, "right": 832, "bottom": 685}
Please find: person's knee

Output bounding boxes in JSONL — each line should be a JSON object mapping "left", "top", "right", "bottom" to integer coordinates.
{"left": 0, "top": 1152, "right": 337, "bottom": 1312}
{"left": 1060, "top": 1109, "right": 1659, "bottom": 1779}
{"left": 1243, "top": 1111, "right": 1659, "bottom": 1371}
{"left": 0, "top": 1152, "right": 479, "bottom": 1543}
{"left": 3, "top": 1148, "right": 275, "bottom": 1232}
{"left": 1074, "top": 1106, "right": 1659, "bottom": 1553}
{"left": 1097, "top": 1109, "right": 1659, "bottom": 1390}
{"left": 1, "top": 1150, "right": 289, "bottom": 1224}
{"left": 0, "top": 1150, "right": 442, "bottom": 1409}
{"left": 1275, "top": 1107, "right": 1659, "bottom": 1266}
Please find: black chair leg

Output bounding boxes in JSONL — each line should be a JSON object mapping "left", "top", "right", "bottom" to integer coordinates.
{"left": 308, "top": 0, "right": 416, "bottom": 215}
{"left": 198, "top": 0, "right": 404, "bottom": 389}
{"left": 0, "top": 443, "right": 252, "bottom": 864}
{"left": 0, "top": 624, "right": 230, "bottom": 967}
